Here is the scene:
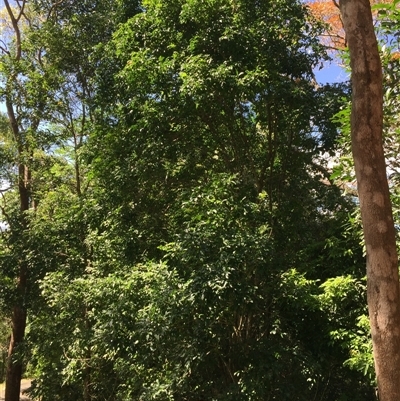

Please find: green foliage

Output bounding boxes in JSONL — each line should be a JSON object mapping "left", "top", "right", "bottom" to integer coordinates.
{"left": 318, "top": 277, "right": 374, "bottom": 385}
{"left": 0, "top": 0, "right": 381, "bottom": 400}
{"left": 0, "top": 317, "right": 9, "bottom": 383}
{"left": 24, "top": 0, "right": 374, "bottom": 399}
{"left": 28, "top": 263, "right": 182, "bottom": 401}
{"left": 25, "top": 170, "right": 374, "bottom": 400}
{"left": 343, "top": 316, "right": 374, "bottom": 382}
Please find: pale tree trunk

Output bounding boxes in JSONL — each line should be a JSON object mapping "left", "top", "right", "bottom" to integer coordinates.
{"left": 339, "top": 0, "right": 400, "bottom": 400}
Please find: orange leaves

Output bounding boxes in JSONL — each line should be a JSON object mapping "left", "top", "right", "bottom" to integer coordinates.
{"left": 307, "top": 0, "right": 344, "bottom": 49}
{"left": 307, "top": 0, "right": 392, "bottom": 50}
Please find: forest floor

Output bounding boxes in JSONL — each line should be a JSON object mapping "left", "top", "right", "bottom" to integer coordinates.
{"left": 0, "top": 379, "right": 31, "bottom": 400}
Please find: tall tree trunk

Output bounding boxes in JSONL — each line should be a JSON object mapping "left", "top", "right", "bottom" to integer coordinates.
{"left": 3, "top": 2, "right": 30, "bottom": 400}
{"left": 5, "top": 171, "right": 29, "bottom": 401}
{"left": 4, "top": 102, "right": 30, "bottom": 401}
{"left": 5, "top": 183, "right": 28, "bottom": 401}
{"left": 339, "top": 1, "right": 400, "bottom": 399}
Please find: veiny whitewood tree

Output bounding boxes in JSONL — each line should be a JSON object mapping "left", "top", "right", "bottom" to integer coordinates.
{"left": 339, "top": 0, "right": 400, "bottom": 400}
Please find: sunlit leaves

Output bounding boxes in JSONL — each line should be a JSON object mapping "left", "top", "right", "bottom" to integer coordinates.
{"left": 16, "top": 0, "right": 377, "bottom": 400}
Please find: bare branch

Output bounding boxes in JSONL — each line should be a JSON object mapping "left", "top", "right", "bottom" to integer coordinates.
{"left": 47, "top": 0, "right": 64, "bottom": 20}
{"left": 332, "top": 0, "right": 340, "bottom": 9}
{"left": 0, "top": 191, "right": 12, "bottom": 227}
{"left": 0, "top": 42, "right": 10, "bottom": 56}
{"left": 15, "top": 0, "right": 27, "bottom": 23}
{"left": 4, "top": 0, "right": 22, "bottom": 60}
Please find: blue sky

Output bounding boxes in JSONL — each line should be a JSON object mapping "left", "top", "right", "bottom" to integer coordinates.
{"left": 314, "top": 61, "right": 349, "bottom": 84}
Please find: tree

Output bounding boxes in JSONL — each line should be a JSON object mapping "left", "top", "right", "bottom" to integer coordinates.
{"left": 0, "top": 0, "right": 96, "bottom": 398}
{"left": 0, "top": 0, "right": 379, "bottom": 399}
{"left": 307, "top": 0, "right": 391, "bottom": 50}
{"left": 338, "top": 0, "right": 400, "bottom": 399}
{"left": 1, "top": 2, "right": 39, "bottom": 399}
{"left": 30, "top": 0, "right": 373, "bottom": 399}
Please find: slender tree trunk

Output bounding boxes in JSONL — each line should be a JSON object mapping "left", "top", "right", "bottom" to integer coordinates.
{"left": 339, "top": 1, "right": 400, "bottom": 399}
{"left": 4, "top": 166, "right": 29, "bottom": 401}
{"left": 5, "top": 182, "right": 28, "bottom": 401}
{"left": 4, "top": 170, "right": 30, "bottom": 401}
{"left": 2, "top": 3, "right": 31, "bottom": 399}
{"left": 5, "top": 306, "right": 26, "bottom": 401}
{"left": 4, "top": 104, "right": 30, "bottom": 401}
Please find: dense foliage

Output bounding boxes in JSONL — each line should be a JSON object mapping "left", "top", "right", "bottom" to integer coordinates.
{"left": 2, "top": 0, "right": 399, "bottom": 400}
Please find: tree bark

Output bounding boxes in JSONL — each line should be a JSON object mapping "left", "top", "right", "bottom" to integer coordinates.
{"left": 5, "top": 306, "right": 26, "bottom": 401}
{"left": 4, "top": 101, "right": 29, "bottom": 401}
{"left": 339, "top": 1, "right": 400, "bottom": 400}
{"left": 3, "top": 2, "right": 30, "bottom": 400}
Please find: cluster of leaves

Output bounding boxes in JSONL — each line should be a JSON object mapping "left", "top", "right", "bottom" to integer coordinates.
{"left": 0, "top": 0, "right": 383, "bottom": 400}
{"left": 27, "top": 175, "right": 371, "bottom": 400}
{"left": 0, "top": 317, "right": 9, "bottom": 383}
